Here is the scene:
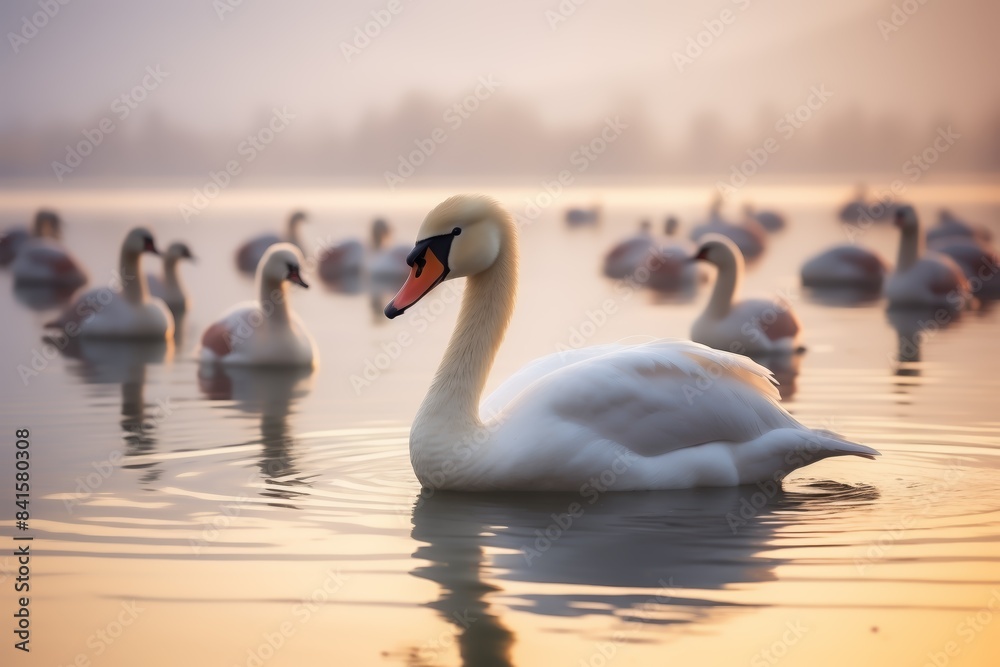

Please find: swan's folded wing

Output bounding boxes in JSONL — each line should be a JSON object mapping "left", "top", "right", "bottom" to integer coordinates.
{"left": 481, "top": 343, "right": 631, "bottom": 418}
{"left": 489, "top": 340, "right": 799, "bottom": 458}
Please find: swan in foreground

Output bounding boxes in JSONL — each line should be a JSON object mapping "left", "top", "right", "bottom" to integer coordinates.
{"left": 44, "top": 227, "right": 172, "bottom": 339}
{"left": 886, "top": 206, "right": 970, "bottom": 308}
{"left": 383, "top": 195, "right": 875, "bottom": 491}
{"left": 800, "top": 244, "right": 888, "bottom": 290}
{"left": 200, "top": 244, "right": 316, "bottom": 367}
{"left": 691, "top": 235, "right": 803, "bottom": 354}
{"left": 236, "top": 211, "right": 307, "bottom": 274}
{"left": 147, "top": 242, "right": 195, "bottom": 316}
{"left": 1, "top": 209, "right": 61, "bottom": 265}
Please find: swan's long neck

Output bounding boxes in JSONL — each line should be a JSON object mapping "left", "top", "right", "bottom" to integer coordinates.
{"left": 897, "top": 225, "right": 921, "bottom": 271}
{"left": 706, "top": 256, "right": 741, "bottom": 317}
{"left": 163, "top": 257, "right": 181, "bottom": 291}
{"left": 413, "top": 223, "right": 518, "bottom": 445}
{"left": 287, "top": 219, "right": 302, "bottom": 248}
{"left": 120, "top": 250, "right": 147, "bottom": 305}
{"left": 259, "top": 276, "right": 291, "bottom": 324}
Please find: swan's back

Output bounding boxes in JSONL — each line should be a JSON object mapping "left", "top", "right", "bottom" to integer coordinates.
{"left": 485, "top": 340, "right": 799, "bottom": 459}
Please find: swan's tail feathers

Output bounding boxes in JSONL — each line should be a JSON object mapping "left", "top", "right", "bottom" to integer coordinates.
{"left": 811, "top": 431, "right": 880, "bottom": 461}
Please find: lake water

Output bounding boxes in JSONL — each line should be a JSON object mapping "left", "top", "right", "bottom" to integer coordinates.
{"left": 2, "top": 186, "right": 1000, "bottom": 667}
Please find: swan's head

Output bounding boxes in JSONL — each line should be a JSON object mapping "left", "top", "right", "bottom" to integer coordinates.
{"left": 164, "top": 242, "right": 195, "bottom": 263}
{"left": 665, "top": 216, "right": 679, "bottom": 236}
{"left": 385, "top": 195, "right": 506, "bottom": 319}
{"left": 639, "top": 219, "right": 652, "bottom": 234}
{"left": 33, "top": 210, "right": 61, "bottom": 239}
{"left": 691, "top": 234, "right": 742, "bottom": 269}
{"left": 371, "top": 218, "right": 391, "bottom": 248}
{"left": 893, "top": 205, "right": 918, "bottom": 233}
{"left": 123, "top": 227, "right": 160, "bottom": 256}
{"left": 289, "top": 211, "right": 308, "bottom": 226}
{"left": 259, "top": 243, "right": 309, "bottom": 288}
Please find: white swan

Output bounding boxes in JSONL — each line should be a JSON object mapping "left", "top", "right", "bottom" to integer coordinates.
{"left": 200, "top": 244, "right": 316, "bottom": 367}
{"left": 602, "top": 220, "right": 655, "bottom": 279}
{"left": 319, "top": 218, "right": 409, "bottom": 283}
{"left": 147, "top": 242, "right": 195, "bottom": 315}
{"left": 382, "top": 195, "right": 875, "bottom": 491}
{"left": 647, "top": 217, "right": 702, "bottom": 291}
{"left": 236, "top": 211, "right": 307, "bottom": 273}
{"left": 886, "top": 206, "right": 970, "bottom": 308}
{"left": 10, "top": 210, "right": 86, "bottom": 288}
{"left": 368, "top": 218, "right": 411, "bottom": 284}
{"left": 743, "top": 203, "right": 786, "bottom": 232}
{"left": 838, "top": 184, "right": 894, "bottom": 224}
{"left": 926, "top": 209, "right": 992, "bottom": 245}
{"left": 690, "top": 198, "right": 767, "bottom": 261}
{"left": 691, "top": 235, "right": 803, "bottom": 354}
{"left": 1, "top": 209, "right": 61, "bottom": 265}
{"left": 44, "top": 227, "right": 172, "bottom": 339}
{"left": 800, "top": 244, "right": 888, "bottom": 290}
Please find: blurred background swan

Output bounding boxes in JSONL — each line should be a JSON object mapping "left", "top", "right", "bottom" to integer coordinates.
{"left": 235, "top": 210, "right": 307, "bottom": 274}
{"left": 147, "top": 241, "right": 195, "bottom": 317}
{"left": 0, "top": 209, "right": 62, "bottom": 265}
{"left": 690, "top": 197, "right": 768, "bottom": 261}
{"left": 200, "top": 244, "right": 316, "bottom": 367}
{"left": 886, "top": 205, "right": 970, "bottom": 308}
{"left": 44, "top": 227, "right": 172, "bottom": 339}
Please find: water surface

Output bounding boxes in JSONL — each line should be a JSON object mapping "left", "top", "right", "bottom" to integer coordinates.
{"left": 2, "top": 187, "right": 999, "bottom": 666}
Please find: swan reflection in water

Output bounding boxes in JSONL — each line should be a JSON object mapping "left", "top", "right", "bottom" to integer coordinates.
{"left": 13, "top": 282, "right": 78, "bottom": 311}
{"left": 55, "top": 337, "right": 174, "bottom": 484}
{"left": 407, "top": 482, "right": 878, "bottom": 666}
{"left": 198, "top": 364, "right": 315, "bottom": 507}
{"left": 887, "top": 306, "right": 962, "bottom": 380}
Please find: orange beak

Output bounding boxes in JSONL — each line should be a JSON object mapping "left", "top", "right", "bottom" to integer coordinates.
{"left": 384, "top": 247, "right": 448, "bottom": 319}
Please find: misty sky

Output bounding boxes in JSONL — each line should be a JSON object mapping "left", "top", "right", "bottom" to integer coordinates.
{"left": 2, "top": 0, "right": 997, "bottom": 143}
